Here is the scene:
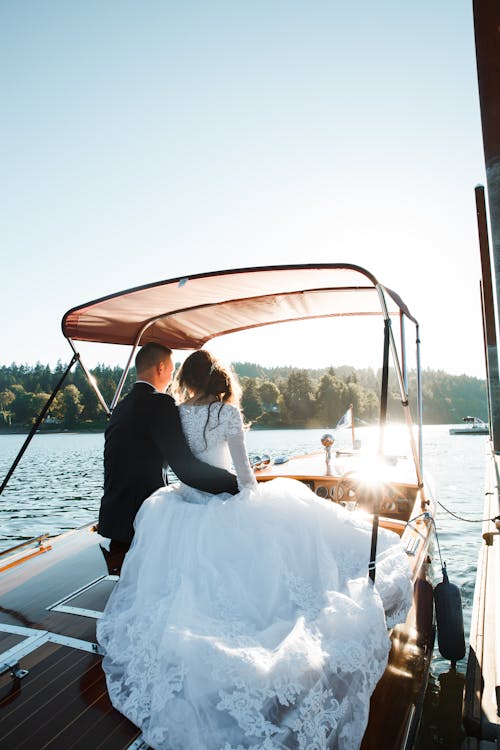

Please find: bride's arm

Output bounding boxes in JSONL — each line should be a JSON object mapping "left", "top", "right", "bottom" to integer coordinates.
{"left": 225, "top": 406, "right": 258, "bottom": 491}
{"left": 152, "top": 394, "right": 238, "bottom": 495}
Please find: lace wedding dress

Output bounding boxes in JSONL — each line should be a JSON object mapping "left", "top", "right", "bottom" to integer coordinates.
{"left": 97, "top": 403, "right": 413, "bottom": 750}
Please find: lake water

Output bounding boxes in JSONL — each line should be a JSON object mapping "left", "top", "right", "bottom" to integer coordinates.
{"left": 0, "top": 425, "right": 488, "bottom": 748}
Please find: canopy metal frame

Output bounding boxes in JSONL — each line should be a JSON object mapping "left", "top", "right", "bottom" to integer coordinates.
{"left": 0, "top": 262, "right": 426, "bottom": 588}
{"left": 62, "top": 263, "right": 424, "bottom": 490}
{"left": 0, "top": 263, "right": 425, "bottom": 497}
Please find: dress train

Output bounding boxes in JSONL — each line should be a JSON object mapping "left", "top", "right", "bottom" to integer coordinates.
{"left": 98, "top": 476, "right": 413, "bottom": 750}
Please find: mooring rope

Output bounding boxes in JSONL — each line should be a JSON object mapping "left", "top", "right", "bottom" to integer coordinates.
{"left": 406, "top": 510, "right": 445, "bottom": 570}
{"left": 436, "top": 493, "right": 500, "bottom": 524}
{"left": 406, "top": 500, "right": 500, "bottom": 576}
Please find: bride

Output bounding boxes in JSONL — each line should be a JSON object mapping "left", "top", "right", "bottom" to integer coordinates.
{"left": 97, "top": 350, "right": 413, "bottom": 750}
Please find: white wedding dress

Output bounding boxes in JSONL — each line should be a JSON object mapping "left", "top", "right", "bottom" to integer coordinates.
{"left": 97, "top": 403, "right": 413, "bottom": 750}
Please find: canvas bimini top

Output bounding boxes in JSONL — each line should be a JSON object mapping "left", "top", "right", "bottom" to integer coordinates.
{"left": 61, "top": 263, "right": 417, "bottom": 350}
{"left": 59, "top": 262, "right": 423, "bottom": 481}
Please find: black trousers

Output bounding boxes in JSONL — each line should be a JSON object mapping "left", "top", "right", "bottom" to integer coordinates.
{"left": 99, "top": 539, "right": 130, "bottom": 576}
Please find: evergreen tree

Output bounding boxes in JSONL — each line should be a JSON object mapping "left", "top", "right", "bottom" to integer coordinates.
{"left": 241, "top": 380, "right": 263, "bottom": 421}
{"left": 0, "top": 361, "right": 489, "bottom": 430}
{"left": 281, "top": 370, "right": 314, "bottom": 426}
{"left": 258, "top": 381, "right": 280, "bottom": 411}
{"left": 314, "top": 374, "right": 347, "bottom": 426}
{"left": 60, "top": 384, "right": 84, "bottom": 427}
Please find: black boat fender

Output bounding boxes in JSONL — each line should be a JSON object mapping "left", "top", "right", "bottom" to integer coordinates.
{"left": 433, "top": 563, "right": 466, "bottom": 667}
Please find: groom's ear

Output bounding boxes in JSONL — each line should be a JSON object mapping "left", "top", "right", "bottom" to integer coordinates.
{"left": 157, "top": 358, "right": 173, "bottom": 378}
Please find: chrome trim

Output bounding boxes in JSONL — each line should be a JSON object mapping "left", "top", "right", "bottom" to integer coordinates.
{"left": 0, "top": 632, "right": 48, "bottom": 667}
{"left": 127, "top": 737, "right": 149, "bottom": 750}
{"left": 47, "top": 632, "right": 103, "bottom": 654}
{"left": 51, "top": 604, "right": 104, "bottom": 619}
{"left": 405, "top": 537, "right": 421, "bottom": 556}
{"left": 404, "top": 518, "right": 430, "bottom": 543}
{"left": 402, "top": 703, "right": 416, "bottom": 750}
{"left": 0, "top": 623, "right": 103, "bottom": 656}
{"left": 0, "top": 533, "right": 50, "bottom": 558}
{"left": 0, "top": 623, "right": 40, "bottom": 637}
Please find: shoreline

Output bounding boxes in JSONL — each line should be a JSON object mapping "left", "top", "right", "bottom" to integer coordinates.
{"left": 0, "top": 421, "right": 460, "bottom": 436}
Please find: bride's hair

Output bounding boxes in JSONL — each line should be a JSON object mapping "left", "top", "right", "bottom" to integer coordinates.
{"left": 173, "top": 350, "right": 241, "bottom": 407}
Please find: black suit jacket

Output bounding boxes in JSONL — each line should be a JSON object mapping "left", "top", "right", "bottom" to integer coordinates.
{"left": 98, "top": 382, "right": 239, "bottom": 544}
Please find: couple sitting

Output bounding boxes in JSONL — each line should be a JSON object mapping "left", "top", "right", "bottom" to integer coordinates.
{"left": 98, "top": 343, "right": 244, "bottom": 555}
{"left": 97, "top": 343, "right": 413, "bottom": 750}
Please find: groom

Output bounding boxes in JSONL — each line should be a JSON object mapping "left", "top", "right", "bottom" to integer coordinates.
{"left": 98, "top": 342, "right": 238, "bottom": 554}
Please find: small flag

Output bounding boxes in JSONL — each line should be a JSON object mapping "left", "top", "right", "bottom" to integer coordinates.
{"left": 335, "top": 406, "right": 352, "bottom": 430}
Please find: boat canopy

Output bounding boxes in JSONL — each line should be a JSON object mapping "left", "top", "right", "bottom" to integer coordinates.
{"left": 60, "top": 263, "right": 423, "bottom": 483}
{"left": 62, "top": 264, "right": 417, "bottom": 350}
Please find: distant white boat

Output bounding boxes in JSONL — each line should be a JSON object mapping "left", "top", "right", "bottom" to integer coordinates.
{"left": 449, "top": 416, "right": 489, "bottom": 435}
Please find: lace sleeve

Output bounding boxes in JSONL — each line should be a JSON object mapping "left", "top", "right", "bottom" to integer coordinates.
{"left": 223, "top": 406, "right": 258, "bottom": 491}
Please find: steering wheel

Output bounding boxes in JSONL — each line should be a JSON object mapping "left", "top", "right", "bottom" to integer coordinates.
{"left": 335, "top": 472, "right": 389, "bottom": 511}
{"left": 334, "top": 471, "right": 359, "bottom": 505}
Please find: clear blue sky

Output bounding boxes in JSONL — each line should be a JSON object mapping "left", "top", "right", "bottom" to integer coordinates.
{"left": 1, "top": 1, "right": 488, "bottom": 378}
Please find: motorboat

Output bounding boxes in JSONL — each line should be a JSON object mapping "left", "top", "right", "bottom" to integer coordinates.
{"left": 0, "top": 263, "right": 448, "bottom": 749}
{"left": 449, "top": 417, "right": 489, "bottom": 435}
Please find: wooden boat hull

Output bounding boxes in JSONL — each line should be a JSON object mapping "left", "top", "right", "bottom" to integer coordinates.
{"left": 0, "top": 455, "right": 436, "bottom": 750}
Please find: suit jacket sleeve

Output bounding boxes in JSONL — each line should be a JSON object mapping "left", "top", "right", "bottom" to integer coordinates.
{"left": 151, "top": 394, "right": 239, "bottom": 495}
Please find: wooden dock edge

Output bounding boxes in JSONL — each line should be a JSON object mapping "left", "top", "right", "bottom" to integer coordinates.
{"left": 462, "top": 447, "right": 500, "bottom": 744}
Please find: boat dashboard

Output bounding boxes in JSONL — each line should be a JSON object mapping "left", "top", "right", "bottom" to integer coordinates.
{"left": 254, "top": 449, "right": 423, "bottom": 525}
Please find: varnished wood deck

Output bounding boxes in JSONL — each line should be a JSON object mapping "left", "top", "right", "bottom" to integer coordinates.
{"left": 0, "top": 480, "right": 435, "bottom": 750}
{"left": 0, "top": 527, "right": 146, "bottom": 749}
{"left": 0, "top": 641, "right": 141, "bottom": 749}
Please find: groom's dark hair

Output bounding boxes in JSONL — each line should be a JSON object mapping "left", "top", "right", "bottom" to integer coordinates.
{"left": 135, "top": 343, "right": 173, "bottom": 374}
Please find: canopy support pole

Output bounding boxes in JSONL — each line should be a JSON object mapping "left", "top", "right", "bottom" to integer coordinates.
{"left": 369, "top": 320, "right": 391, "bottom": 583}
{"left": 67, "top": 339, "right": 111, "bottom": 417}
{"left": 110, "top": 343, "right": 139, "bottom": 411}
{"left": 378, "top": 319, "right": 390, "bottom": 458}
{"left": 0, "top": 354, "right": 79, "bottom": 496}
{"left": 376, "top": 285, "right": 424, "bottom": 491}
{"left": 416, "top": 324, "right": 423, "bottom": 475}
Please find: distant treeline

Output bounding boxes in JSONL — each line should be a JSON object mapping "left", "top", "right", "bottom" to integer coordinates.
{"left": 0, "top": 361, "right": 488, "bottom": 431}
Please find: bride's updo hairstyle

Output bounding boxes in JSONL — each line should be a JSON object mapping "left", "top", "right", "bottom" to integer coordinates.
{"left": 173, "top": 349, "right": 241, "bottom": 407}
